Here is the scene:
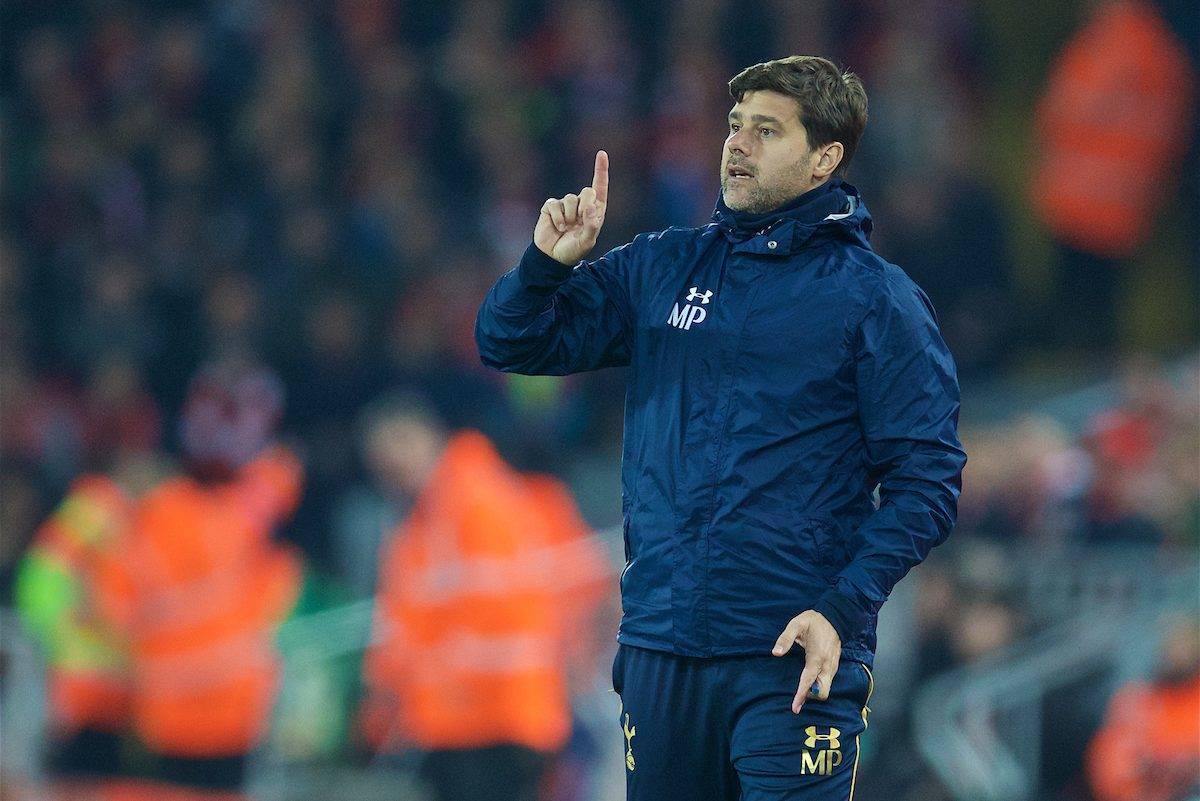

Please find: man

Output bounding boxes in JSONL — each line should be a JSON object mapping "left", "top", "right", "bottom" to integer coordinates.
{"left": 93, "top": 359, "right": 304, "bottom": 790}
{"left": 16, "top": 470, "right": 137, "bottom": 777}
{"left": 361, "top": 401, "right": 611, "bottom": 801}
{"left": 1087, "top": 618, "right": 1200, "bottom": 801}
{"left": 476, "top": 56, "right": 966, "bottom": 800}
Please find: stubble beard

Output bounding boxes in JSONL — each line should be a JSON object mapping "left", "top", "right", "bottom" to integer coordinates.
{"left": 720, "top": 153, "right": 814, "bottom": 214}
{"left": 721, "top": 176, "right": 790, "bottom": 214}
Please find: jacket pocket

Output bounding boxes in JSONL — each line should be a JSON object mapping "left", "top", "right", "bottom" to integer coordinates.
{"left": 827, "top": 659, "right": 873, "bottom": 711}
{"left": 806, "top": 517, "right": 850, "bottom": 576}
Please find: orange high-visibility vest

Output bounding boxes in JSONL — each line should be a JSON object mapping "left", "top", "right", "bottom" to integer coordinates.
{"left": 16, "top": 475, "right": 133, "bottom": 734}
{"left": 94, "top": 447, "right": 303, "bottom": 758}
{"left": 1031, "top": 0, "right": 1195, "bottom": 258}
{"left": 365, "top": 431, "right": 610, "bottom": 753}
{"left": 1087, "top": 675, "right": 1200, "bottom": 801}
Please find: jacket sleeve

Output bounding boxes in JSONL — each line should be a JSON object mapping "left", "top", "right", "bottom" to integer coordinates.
{"left": 475, "top": 239, "right": 638, "bottom": 375}
{"left": 812, "top": 269, "right": 967, "bottom": 643}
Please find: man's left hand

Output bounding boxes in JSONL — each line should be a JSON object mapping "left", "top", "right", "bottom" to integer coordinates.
{"left": 772, "top": 610, "right": 841, "bottom": 714}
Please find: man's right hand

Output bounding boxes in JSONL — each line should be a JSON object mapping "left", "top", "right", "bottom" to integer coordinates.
{"left": 534, "top": 150, "right": 609, "bottom": 266}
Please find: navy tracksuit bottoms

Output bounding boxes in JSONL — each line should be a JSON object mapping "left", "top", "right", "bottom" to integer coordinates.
{"left": 612, "top": 643, "right": 874, "bottom": 801}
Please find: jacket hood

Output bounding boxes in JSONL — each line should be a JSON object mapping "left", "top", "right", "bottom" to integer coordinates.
{"left": 712, "top": 177, "right": 873, "bottom": 252}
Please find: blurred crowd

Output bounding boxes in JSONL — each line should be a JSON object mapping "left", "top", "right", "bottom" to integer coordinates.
{"left": 1, "top": 0, "right": 1197, "bottom": 800}
{"left": 962, "top": 360, "right": 1200, "bottom": 551}
{"left": 2, "top": 0, "right": 1197, "bottom": 569}
{"left": 916, "top": 356, "right": 1200, "bottom": 686}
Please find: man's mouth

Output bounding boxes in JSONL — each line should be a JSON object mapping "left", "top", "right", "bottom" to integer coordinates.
{"left": 726, "top": 165, "right": 754, "bottom": 180}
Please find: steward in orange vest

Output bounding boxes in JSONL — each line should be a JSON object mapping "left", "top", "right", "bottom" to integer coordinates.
{"left": 16, "top": 472, "right": 140, "bottom": 776}
{"left": 93, "top": 361, "right": 304, "bottom": 790}
{"left": 1031, "top": 0, "right": 1195, "bottom": 259}
{"left": 363, "top": 420, "right": 610, "bottom": 801}
{"left": 1087, "top": 621, "right": 1200, "bottom": 801}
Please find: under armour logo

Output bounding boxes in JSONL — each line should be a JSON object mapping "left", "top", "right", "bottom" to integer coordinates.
{"left": 668, "top": 287, "right": 714, "bottom": 330}
{"left": 804, "top": 726, "right": 841, "bottom": 750}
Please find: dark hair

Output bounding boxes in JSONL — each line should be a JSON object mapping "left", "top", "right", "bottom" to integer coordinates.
{"left": 728, "top": 56, "right": 868, "bottom": 175}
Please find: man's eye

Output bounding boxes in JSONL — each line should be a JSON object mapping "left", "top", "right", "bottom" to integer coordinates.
{"left": 760, "top": 128, "right": 774, "bottom": 137}
{"left": 729, "top": 123, "right": 741, "bottom": 133}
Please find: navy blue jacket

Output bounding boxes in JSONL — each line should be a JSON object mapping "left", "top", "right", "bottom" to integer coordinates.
{"left": 475, "top": 179, "right": 965, "bottom": 666}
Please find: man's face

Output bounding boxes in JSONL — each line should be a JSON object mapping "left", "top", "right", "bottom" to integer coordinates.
{"left": 368, "top": 417, "right": 442, "bottom": 497}
{"left": 721, "top": 90, "right": 819, "bottom": 213}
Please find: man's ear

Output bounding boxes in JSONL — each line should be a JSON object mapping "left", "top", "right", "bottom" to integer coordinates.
{"left": 812, "top": 142, "right": 844, "bottom": 180}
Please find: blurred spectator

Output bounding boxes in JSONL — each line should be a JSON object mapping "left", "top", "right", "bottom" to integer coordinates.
{"left": 1032, "top": 0, "right": 1195, "bottom": 261}
{"left": 90, "top": 360, "right": 304, "bottom": 790}
{"left": 13, "top": 459, "right": 156, "bottom": 777}
{"left": 330, "top": 394, "right": 434, "bottom": 598}
{"left": 1086, "top": 617, "right": 1200, "bottom": 801}
{"left": 1030, "top": 0, "right": 1197, "bottom": 350}
{"left": 1081, "top": 358, "right": 1200, "bottom": 545}
{"left": 957, "top": 416, "right": 1090, "bottom": 544}
{"left": 361, "top": 407, "right": 610, "bottom": 801}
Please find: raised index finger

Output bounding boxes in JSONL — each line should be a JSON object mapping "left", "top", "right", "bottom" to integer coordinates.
{"left": 592, "top": 150, "right": 609, "bottom": 204}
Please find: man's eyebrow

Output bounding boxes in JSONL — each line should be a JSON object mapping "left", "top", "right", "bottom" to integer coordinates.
{"left": 727, "top": 111, "right": 786, "bottom": 126}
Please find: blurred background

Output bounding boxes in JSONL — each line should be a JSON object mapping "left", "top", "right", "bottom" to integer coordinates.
{"left": 1, "top": 0, "right": 1197, "bottom": 800}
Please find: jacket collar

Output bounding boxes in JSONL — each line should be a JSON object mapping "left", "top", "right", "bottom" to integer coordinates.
{"left": 711, "top": 177, "right": 873, "bottom": 253}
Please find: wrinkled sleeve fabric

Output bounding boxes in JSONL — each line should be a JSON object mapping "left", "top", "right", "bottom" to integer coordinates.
{"left": 475, "top": 239, "right": 638, "bottom": 375}
{"left": 813, "top": 269, "right": 967, "bottom": 643}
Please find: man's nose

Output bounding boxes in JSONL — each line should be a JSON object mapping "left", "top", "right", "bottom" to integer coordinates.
{"left": 727, "top": 130, "right": 751, "bottom": 156}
